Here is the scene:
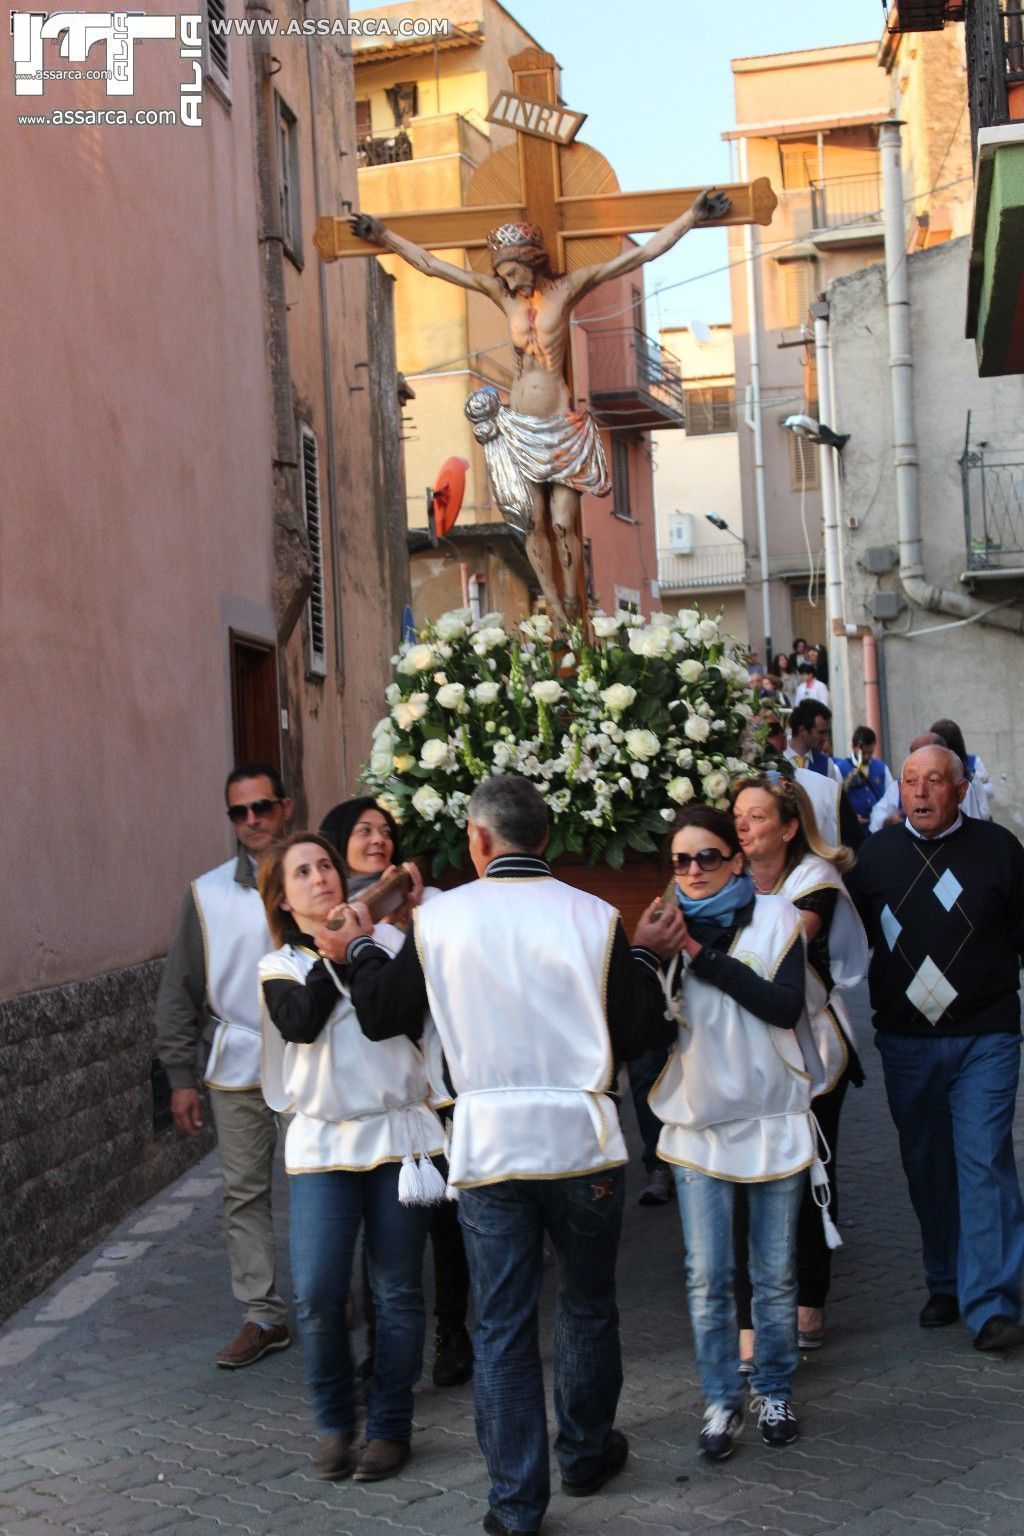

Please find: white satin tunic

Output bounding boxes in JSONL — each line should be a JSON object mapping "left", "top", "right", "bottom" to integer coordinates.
{"left": 413, "top": 875, "right": 625, "bottom": 1188}
{"left": 259, "top": 937, "right": 444, "bottom": 1174}
{"left": 193, "top": 859, "right": 270, "bottom": 1090}
{"left": 651, "top": 894, "right": 816, "bottom": 1182}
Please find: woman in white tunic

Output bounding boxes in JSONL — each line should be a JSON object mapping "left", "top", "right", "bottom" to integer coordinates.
{"left": 731, "top": 774, "right": 868, "bottom": 1359}
{"left": 257, "top": 833, "right": 445, "bottom": 1485}
{"left": 649, "top": 806, "right": 812, "bottom": 1461}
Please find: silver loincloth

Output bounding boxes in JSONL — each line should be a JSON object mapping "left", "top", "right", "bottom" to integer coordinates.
{"left": 465, "top": 385, "right": 611, "bottom": 535}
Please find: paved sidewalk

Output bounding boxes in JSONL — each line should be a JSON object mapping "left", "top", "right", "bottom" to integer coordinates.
{"left": 2, "top": 988, "right": 1023, "bottom": 1536}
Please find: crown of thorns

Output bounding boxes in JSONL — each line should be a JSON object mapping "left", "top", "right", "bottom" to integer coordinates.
{"left": 487, "top": 222, "right": 546, "bottom": 260}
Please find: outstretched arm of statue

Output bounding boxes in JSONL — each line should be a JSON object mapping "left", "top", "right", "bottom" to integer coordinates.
{"left": 567, "top": 188, "right": 731, "bottom": 303}
{"left": 347, "top": 212, "right": 503, "bottom": 299}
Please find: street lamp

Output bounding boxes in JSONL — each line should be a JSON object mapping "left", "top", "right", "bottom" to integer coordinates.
{"left": 783, "top": 414, "right": 850, "bottom": 453}
{"left": 705, "top": 513, "right": 747, "bottom": 548}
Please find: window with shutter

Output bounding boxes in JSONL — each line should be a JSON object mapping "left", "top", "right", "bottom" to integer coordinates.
{"left": 789, "top": 430, "right": 820, "bottom": 491}
{"left": 300, "top": 426, "right": 328, "bottom": 677}
{"left": 776, "top": 260, "right": 814, "bottom": 330}
{"left": 355, "top": 98, "right": 372, "bottom": 139}
{"left": 202, "top": 0, "right": 231, "bottom": 103}
{"left": 276, "top": 93, "right": 302, "bottom": 268}
{"left": 611, "top": 436, "right": 631, "bottom": 520}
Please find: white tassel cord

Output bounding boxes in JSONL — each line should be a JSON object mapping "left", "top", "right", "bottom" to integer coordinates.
{"left": 398, "top": 1153, "right": 426, "bottom": 1206}
{"left": 397, "top": 1110, "right": 448, "bottom": 1208}
{"left": 809, "top": 1114, "right": 843, "bottom": 1251}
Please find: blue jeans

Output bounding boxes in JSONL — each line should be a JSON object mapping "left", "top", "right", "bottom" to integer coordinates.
{"left": 627, "top": 1048, "right": 668, "bottom": 1171}
{"left": 876, "top": 1031, "right": 1024, "bottom": 1333}
{"left": 458, "top": 1169, "right": 625, "bottom": 1533}
{"left": 289, "top": 1162, "right": 431, "bottom": 1440}
{"left": 673, "top": 1166, "right": 802, "bottom": 1407}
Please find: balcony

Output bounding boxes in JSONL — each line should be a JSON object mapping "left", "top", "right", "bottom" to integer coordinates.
{"left": 808, "top": 174, "right": 884, "bottom": 248}
{"left": 960, "top": 434, "right": 1024, "bottom": 589}
{"left": 357, "top": 129, "right": 413, "bottom": 167}
{"left": 883, "top": 1, "right": 965, "bottom": 32}
{"left": 587, "top": 329, "right": 685, "bottom": 431}
{"left": 657, "top": 543, "right": 748, "bottom": 593}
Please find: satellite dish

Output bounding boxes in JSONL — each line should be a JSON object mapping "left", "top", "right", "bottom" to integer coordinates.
{"left": 431, "top": 456, "right": 469, "bottom": 539}
{"left": 690, "top": 317, "right": 712, "bottom": 346}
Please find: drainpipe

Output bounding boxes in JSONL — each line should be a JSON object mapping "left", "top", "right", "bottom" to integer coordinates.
{"left": 810, "top": 298, "right": 849, "bottom": 748}
{"left": 739, "top": 137, "right": 772, "bottom": 664}
{"left": 879, "top": 119, "right": 1024, "bottom": 636}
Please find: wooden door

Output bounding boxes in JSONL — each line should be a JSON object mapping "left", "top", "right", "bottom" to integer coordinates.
{"left": 229, "top": 632, "right": 281, "bottom": 772}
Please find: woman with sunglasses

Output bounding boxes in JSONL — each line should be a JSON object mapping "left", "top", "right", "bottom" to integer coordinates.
{"left": 319, "top": 797, "right": 474, "bottom": 1394}
{"left": 648, "top": 805, "right": 814, "bottom": 1461}
{"left": 257, "top": 832, "right": 446, "bottom": 1485}
{"left": 731, "top": 775, "right": 868, "bottom": 1357}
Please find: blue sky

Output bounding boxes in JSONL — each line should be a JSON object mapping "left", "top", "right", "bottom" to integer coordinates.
{"left": 352, "top": 0, "right": 886, "bottom": 327}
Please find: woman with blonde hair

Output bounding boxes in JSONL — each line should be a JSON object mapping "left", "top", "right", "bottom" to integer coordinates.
{"left": 731, "top": 773, "right": 868, "bottom": 1357}
{"left": 257, "top": 832, "right": 446, "bottom": 1485}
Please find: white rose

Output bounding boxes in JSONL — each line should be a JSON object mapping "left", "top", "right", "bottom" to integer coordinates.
{"left": 520, "top": 614, "right": 553, "bottom": 641}
{"left": 684, "top": 715, "right": 711, "bottom": 743}
{"left": 411, "top": 785, "right": 444, "bottom": 821}
{"left": 433, "top": 671, "right": 448, "bottom": 686}
{"left": 618, "top": 776, "right": 632, "bottom": 793}
{"left": 702, "top": 771, "right": 730, "bottom": 799}
{"left": 667, "top": 776, "right": 695, "bottom": 804}
{"left": 599, "top": 683, "right": 637, "bottom": 715}
{"left": 436, "top": 683, "right": 466, "bottom": 710}
{"left": 591, "top": 615, "right": 620, "bottom": 638}
{"left": 391, "top": 691, "right": 430, "bottom": 731}
{"left": 619, "top": 609, "right": 644, "bottom": 628}
{"left": 434, "top": 610, "right": 470, "bottom": 641}
{"left": 630, "top": 762, "right": 650, "bottom": 780}
{"left": 398, "top": 643, "right": 435, "bottom": 674}
{"left": 660, "top": 807, "right": 675, "bottom": 821}
{"left": 696, "top": 758, "right": 712, "bottom": 776}
{"left": 698, "top": 619, "right": 720, "bottom": 643}
{"left": 376, "top": 792, "right": 403, "bottom": 822}
{"left": 581, "top": 677, "right": 599, "bottom": 694}
{"left": 650, "top": 611, "right": 674, "bottom": 628}
{"left": 623, "top": 728, "right": 660, "bottom": 761}
{"left": 369, "top": 750, "right": 393, "bottom": 776}
{"left": 531, "top": 680, "right": 563, "bottom": 705}
{"left": 393, "top": 754, "right": 414, "bottom": 774}
{"left": 676, "top": 609, "right": 700, "bottom": 628}
{"left": 735, "top": 702, "right": 754, "bottom": 720}
{"left": 471, "top": 626, "right": 506, "bottom": 655}
{"left": 420, "top": 738, "right": 450, "bottom": 770}
{"left": 676, "top": 748, "right": 694, "bottom": 768}
{"left": 639, "top": 626, "right": 673, "bottom": 659}
{"left": 472, "top": 681, "right": 500, "bottom": 704}
{"left": 384, "top": 683, "right": 401, "bottom": 705}
{"left": 678, "top": 659, "right": 705, "bottom": 684}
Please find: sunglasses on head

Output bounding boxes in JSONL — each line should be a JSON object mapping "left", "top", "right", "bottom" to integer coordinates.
{"left": 227, "top": 798, "right": 283, "bottom": 824}
{"left": 671, "top": 848, "right": 728, "bottom": 873}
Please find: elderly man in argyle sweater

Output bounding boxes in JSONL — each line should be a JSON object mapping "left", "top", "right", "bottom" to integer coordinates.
{"left": 847, "top": 745, "right": 1024, "bottom": 1351}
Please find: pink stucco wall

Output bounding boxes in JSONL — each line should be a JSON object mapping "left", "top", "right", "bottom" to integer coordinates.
{"left": 3, "top": 16, "right": 278, "bottom": 995}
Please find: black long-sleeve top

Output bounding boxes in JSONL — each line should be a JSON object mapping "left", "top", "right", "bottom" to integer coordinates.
{"left": 345, "top": 855, "right": 676, "bottom": 1063}
{"left": 682, "top": 897, "right": 806, "bottom": 1029}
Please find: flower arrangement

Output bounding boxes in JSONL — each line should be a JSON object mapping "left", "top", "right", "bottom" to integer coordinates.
{"left": 362, "top": 607, "right": 764, "bottom": 876}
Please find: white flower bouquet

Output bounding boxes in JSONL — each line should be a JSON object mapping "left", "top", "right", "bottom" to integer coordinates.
{"left": 362, "top": 607, "right": 764, "bottom": 876}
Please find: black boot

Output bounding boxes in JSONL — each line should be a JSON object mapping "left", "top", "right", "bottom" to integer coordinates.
{"left": 432, "top": 1323, "right": 473, "bottom": 1387}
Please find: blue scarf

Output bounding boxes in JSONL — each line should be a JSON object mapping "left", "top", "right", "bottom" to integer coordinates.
{"left": 675, "top": 871, "right": 755, "bottom": 932}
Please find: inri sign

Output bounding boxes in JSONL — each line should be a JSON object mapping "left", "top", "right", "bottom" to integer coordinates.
{"left": 485, "top": 90, "right": 586, "bottom": 146}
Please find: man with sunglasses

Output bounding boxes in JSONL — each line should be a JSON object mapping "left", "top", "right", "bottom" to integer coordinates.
{"left": 155, "top": 763, "right": 293, "bottom": 1368}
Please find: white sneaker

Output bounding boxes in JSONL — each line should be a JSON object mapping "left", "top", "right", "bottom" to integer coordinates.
{"left": 699, "top": 1403, "right": 744, "bottom": 1460}
{"left": 751, "top": 1394, "right": 799, "bottom": 1447}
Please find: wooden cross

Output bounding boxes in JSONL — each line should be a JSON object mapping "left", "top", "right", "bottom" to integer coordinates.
{"left": 314, "top": 47, "right": 777, "bottom": 270}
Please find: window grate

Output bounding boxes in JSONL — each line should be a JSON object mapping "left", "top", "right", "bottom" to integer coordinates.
{"left": 301, "top": 427, "right": 327, "bottom": 676}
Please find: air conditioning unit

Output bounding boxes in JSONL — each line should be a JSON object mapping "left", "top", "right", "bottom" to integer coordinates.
{"left": 669, "top": 513, "right": 694, "bottom": 553}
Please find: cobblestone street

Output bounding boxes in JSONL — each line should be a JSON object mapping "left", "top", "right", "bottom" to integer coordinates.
{"left": 2, "top": 988, "right": 1023, "bottom": 1536}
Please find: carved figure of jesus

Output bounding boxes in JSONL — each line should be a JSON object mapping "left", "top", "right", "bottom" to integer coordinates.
{"left": 350, "top": 189, "right": 729, "bottom": 627}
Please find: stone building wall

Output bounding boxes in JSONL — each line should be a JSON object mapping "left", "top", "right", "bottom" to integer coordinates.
{"left": 0, "top": 963, "right": 211, "bottom": 1323}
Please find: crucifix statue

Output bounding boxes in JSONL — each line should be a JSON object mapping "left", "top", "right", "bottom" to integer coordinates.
{"left": 316, "top": 48, "right": 777, "bottom": 628}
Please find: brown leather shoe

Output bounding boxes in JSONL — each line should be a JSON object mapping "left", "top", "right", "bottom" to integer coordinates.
{"left": 314, "top": 1432, "right": 356, "bottom": 1481}
{"left": 215, "top": 1320, "right": 290, "bottom": 1368}
{"left": 352, "top": 1438, "right": 411, "bottom": 1482}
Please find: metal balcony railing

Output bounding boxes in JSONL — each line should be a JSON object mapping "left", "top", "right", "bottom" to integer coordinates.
{"left": 961, "top": 432, "right": 1024, "bottom": 572}
{"left": 809, "top": 174, "right": 883, "bottom": 232}
{"left": 358, "top": 129, "right": 413, "bottom": 167}
{"left": 966, "top": 0, "right": 1024, "bottom": 153}
{"left": 657, "top": 543, "right": 748, "bottom": 591}
{"left": 588, "top": 328, "right": 685, "bottom": 426}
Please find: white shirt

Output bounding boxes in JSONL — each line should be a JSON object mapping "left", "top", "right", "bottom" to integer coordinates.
{"left": 795, "top": 678, "right": 830, "bottom": 708}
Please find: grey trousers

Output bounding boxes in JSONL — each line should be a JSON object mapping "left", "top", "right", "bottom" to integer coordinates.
{"left": 209, "top": 1086, "right": 287, "bottom": 1326}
